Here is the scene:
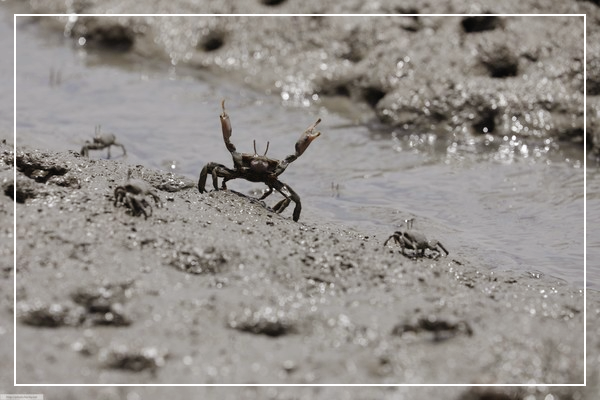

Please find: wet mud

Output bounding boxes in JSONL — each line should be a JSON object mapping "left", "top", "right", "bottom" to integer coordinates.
{"left": 8, "top": 141, "right": 592, "bottom": 388}
{"left": 14, "top": 2, "right": 595, "bottom": 154}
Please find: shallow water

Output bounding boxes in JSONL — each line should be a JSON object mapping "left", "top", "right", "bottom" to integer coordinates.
{"left": 11, "top": 15, "right": 589, "bottom": 289}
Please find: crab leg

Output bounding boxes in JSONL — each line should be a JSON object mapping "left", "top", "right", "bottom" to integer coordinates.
{"left": 384, "top": 232, "right": 404, "bottom": 248}
{"left": 383, "top": 233, "right": 397, "bottom": 247}
{"left": 112, "top": 141, "right": 127, "bottom": 157}
{"left": 198, "top": 162, "right": 239, "bottom": 193}
{"left": 126, "top": 194, "right": 151, "bottom": 219}
{"left": 434, "top": 241, "right": 449, "bottom": 256}
{"left": 258, "top": 186, "right": 274, "bottom": 200}
{"left": 273, "top": 196, "right": 291, "bottom": 214}
{"left": 383, "top": 232, "right": 415, "bottom": 255}
{"left": 199, "top": 162, "right": 220, "bottom": 192}
{"left": 80, "top": 141, "right": 106, "bottom": 157}
{"left": 271, "top": 179, "right": 302, "bottom": 222}
{"left": 114, "top": 187, "right": 126, "bottom": 206}
{"left": 398, "top": 233, "right": 411, "bottom": 255}
{"left": 149, "top": 192, "right": 163, "bottom": 208}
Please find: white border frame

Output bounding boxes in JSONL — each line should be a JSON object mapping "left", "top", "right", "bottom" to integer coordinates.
{"left": 13, "top": 12, "right": 587, "bottom": 387}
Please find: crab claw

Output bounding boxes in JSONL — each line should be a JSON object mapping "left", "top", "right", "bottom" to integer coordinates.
{"left": 219, "top": 99, "right": 237, "bottom": 153}
{"left": 220, "top": 100, "right": 232, "bottom": 141}
{"left": 295, "top": 118, "right": 321, "bottom": 157}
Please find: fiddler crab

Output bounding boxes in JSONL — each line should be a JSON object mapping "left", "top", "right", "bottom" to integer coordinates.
{"left": 81, "top": 125, "right": 127, "bottom": 158}
{"left": 384, "top": 218, "right": 449, "bottom": 258}
{"left": 114, "top": 168, "right": 162, "bottom": 219}
{"left": 198, "top": 100, "right": 322, "bottom": 222}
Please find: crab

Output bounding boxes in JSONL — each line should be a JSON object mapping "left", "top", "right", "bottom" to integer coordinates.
{"left": 198, "top": 100, "right": 321, "bottom": 222}
{"left": 114, "top": 169, "right": 162, "bottom": 219}
{"left": 384, "top": 219, "right": 449, "bottom": 258}
{"left": 81, "top": 125, "right": 127, "bottom": 158}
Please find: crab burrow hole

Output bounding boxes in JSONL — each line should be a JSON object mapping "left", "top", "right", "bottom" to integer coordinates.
{"left": 198, "top": 31, "right": 226, "bottom": 52}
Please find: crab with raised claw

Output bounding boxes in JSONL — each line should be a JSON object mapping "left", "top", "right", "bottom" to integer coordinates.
{"left": 198, "top": 100, "right": 322, "bottom": 222}
{"left": 114, "top": 169, "right": 162, "bottom": 219}
{"left": 384, "top": 218, "right": 449, "bottom": 258}
{"left": 81, "top": 125, "right": 127, "bottom": 158}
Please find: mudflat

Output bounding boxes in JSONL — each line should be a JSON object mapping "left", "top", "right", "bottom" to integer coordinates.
{"left": 5, "top": 141, "right": 589, "bottom": 389}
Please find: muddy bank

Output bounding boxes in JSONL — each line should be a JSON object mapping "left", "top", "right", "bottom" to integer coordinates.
{"left": 0, "top": 140, "right": 14, "bottom": 391}
{"left": 6, "top": 1, "right": 597, "bottom": 396}
{"left": 14, "top": 2, "right": 594, "bottom": 152}
{"left": 6, "top": 140, "right": 592, "bottom": 388}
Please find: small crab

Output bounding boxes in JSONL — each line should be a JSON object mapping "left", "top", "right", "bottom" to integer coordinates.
{"left": 114, "top": 169, "right": 162, "bottom": 219}
{"left": 81, "top": 125, "right": 127, "bottom": 158}
{"left": 384, "top": 219, "right": 449, "bottom": 258}
{"left": 198, "top": 100, "right": 322, "bottom": 222}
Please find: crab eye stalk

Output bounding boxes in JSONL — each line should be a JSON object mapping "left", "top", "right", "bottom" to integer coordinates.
{"left": 295, "top": 118, "right": 321, "bottom": 157}
{"left": 253, "top": 140, "right": 270, "bottom": 156}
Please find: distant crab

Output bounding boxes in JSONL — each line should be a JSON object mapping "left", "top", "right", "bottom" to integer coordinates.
{"left": 384, "top": 219, "right": 449, "bottom": 258}
{"left": 198, "top": 100, "right": 322, "bottom": 222}
{"left": 81, "top": 125, "right": 127, "bottom": 158}
{"left": 114, "top": 169, "right": 162, "bottom": 219}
